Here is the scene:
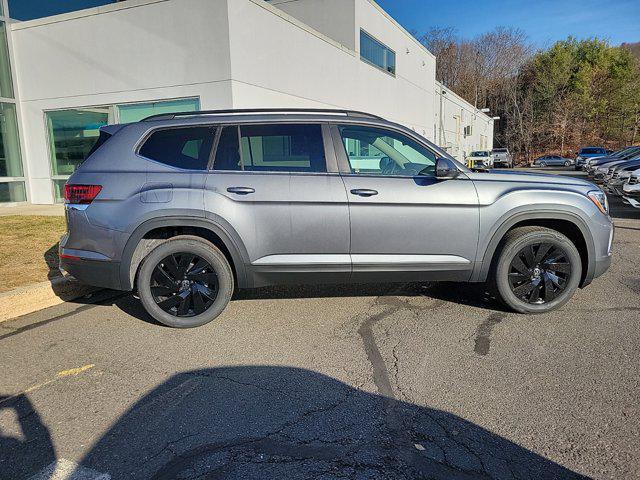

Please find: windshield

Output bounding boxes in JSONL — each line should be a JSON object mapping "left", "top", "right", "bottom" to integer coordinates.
{"left": 580, "top": 148, "right": 606, "bottom": 155}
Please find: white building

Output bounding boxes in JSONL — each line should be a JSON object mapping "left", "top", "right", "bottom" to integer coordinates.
{"left": 0, "top": 0, "right": 494, "bottom": 205}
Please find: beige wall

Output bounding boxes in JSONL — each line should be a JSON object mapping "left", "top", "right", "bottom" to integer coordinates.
{"left": 269, "top": 0, "right": 356, "bottom": 50}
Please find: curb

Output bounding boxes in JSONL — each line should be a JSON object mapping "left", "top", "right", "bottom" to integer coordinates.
{"left": 0, "top": 277, "right": 98, "bottom": 323}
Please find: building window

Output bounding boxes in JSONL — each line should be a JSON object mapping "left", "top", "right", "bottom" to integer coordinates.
{"left": 0, "top": 102, "right": 22, "bottom": 177}
{"left": 0, "top": 180, "right": 25, "bottom": 202}
{"left": 46, "top": 98, "right": 200, "bottom": 201}
{"left": 0, "top": 22, "right": 13, "bottom": 99}
{"left": 360, "top": 29, "right": 395, "bottom": 76}
{"left": 46, "top": 107, "right": 111, "bottom": 179}
{"left": 116, "top": 97, "right": 199, "bottom": 123}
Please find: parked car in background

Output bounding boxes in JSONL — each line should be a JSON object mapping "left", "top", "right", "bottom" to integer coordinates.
{"left": 466, "top": 150, "right": 494, "bottom": 169}
{"left": 532, "top": 155, "right": 574, "bottom": 167}
{"left": 604, "top": 160, "right": 640, "bottom": 196}
{"left": 491, "top": 148, "right": 513, "bottom": 168}
{"left": 594, "top": 157, "right": 640, "bottom": 183}
{"left": 575, "top": 147, "right": 608, "bottom": 170}
{"left": 622, "top": 168, "right": 640, "bottom": 209}
{"left": 586, "top": 148, "right": 640, "bottom": 178}
{"left": 582, "top": 147, "right": 640, "bottom": 176}
{"left": 59, "top": 108, "right": 613, "bottom": 327}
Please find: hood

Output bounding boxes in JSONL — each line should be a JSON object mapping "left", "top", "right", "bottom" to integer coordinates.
{"left": 589, "top": 155, "right": 619, "bottom": 165}
{"left": 467, "top": 169, "right": 596, "bottom": 188}
{"left": 596, "top": 159, "right": 628, "bottom": 171}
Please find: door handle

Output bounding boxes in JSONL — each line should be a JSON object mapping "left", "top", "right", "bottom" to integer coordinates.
{"left": 350, "top": 189, "right": 378, "bottom": 197}
{"left": 226, "top": 187, "right": 255, "bottom": 195}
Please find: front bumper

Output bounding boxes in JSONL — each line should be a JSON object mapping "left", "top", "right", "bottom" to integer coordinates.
{"left": 622, "top": 185, "right": 640, "bottom": 208}
{"left": 593, "top": 254, "right": 612, "bottom": 279}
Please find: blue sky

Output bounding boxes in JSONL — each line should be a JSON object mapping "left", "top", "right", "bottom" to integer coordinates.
{"left": 8, "top": 0, "right": 640, "bottom": 47}
{"left": 8, "top": 0, "right": 114, "bottom": 20}
{"left": 376, "top": 0, "right": 640, "bottom": 47}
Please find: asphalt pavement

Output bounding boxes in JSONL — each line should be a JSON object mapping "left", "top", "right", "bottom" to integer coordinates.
{"left": 1, "top": 168, "right": 638, "bottom": 479}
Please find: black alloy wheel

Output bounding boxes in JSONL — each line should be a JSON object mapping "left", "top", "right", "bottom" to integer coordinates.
{"left": 507, "top": 243, "right": 571, "bottom": 305}
{"left": 150, "top": 253, "right": 218, "bottom": 317}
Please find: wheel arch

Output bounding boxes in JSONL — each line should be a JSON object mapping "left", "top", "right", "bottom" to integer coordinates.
{"left": 120, "top": 216, "right": 251, "bottom": 291}
{"left": 474, "top": 210, "right": 596, "bottom": 287}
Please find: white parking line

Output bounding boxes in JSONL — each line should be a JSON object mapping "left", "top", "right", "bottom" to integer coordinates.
{"left": 28, "top": 459, "right": 110, "bottom": 480}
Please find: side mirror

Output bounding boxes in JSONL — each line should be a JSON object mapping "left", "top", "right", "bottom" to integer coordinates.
{"left": 435, "top": 157, "right": 460, "bottom": 180}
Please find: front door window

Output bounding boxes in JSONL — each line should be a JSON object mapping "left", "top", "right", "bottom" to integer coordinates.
{"left": 339, "top": 125, "right": 436, "bottom": 177}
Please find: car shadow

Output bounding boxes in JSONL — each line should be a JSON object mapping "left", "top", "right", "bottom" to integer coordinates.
{"left": 112, "top": 281, "right": 508, "bottom": 326}
{"left": 51, "top": 366, "right": 587, "bottom": 479}
{"left": 43, "top": 242, "right": 100, "bottom": 303}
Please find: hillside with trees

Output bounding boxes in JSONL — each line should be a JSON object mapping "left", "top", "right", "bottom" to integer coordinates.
{"left": 420, "top": 29, "right": 640, "bottom": 164}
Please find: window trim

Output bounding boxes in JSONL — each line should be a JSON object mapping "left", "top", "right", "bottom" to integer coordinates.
{"left": 331, "top": 123, "right": 448, "bottom": 179}
{"left": 359, "top": 29, "right": 396, "bottom": 77}
{"left": 210, "top": 122, "right": 334, "bottom": 175}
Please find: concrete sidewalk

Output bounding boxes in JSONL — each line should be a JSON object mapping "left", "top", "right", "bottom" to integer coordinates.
{"left": 0, "top": 203, "right": 64, "bottom": 217}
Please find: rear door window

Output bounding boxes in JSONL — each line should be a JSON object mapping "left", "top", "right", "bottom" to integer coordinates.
{"left": 139, "top": 126, "right": 215, "bottom": 170}
{"left": 213, "top": 124, "right": 326, "bottom": 173}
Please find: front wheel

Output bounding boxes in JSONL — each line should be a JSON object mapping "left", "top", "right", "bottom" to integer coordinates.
{"left": 137, "top": 236, "right": 234, "bottom": 328}
{"left": 492, "top": 227, "right": 581, "bottom": 314}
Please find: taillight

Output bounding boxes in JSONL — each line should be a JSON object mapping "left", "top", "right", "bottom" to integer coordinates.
{"left": 64, "top": 184, "right": 102, "bottom": 204}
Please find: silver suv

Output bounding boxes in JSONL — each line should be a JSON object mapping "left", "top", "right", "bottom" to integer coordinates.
{"left": 60, "top": 109, "right": 613, "bottom": 327}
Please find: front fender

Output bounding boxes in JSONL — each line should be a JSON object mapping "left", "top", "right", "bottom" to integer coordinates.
{"left": 471, "top": 189, "right": 602, "bottom": 286}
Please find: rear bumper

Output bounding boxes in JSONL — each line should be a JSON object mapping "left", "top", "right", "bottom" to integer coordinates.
{"left": 59, "top": 244, "right": 122, "bottom": 290}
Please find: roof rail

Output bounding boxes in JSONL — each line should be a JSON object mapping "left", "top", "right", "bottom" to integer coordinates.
{"left": 141, "top": 108, "right": 385, "bottom": 122}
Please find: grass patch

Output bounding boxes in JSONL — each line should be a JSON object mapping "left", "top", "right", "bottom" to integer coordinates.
{"left": 0, "top": 215, "right": 66, "bottom": 293}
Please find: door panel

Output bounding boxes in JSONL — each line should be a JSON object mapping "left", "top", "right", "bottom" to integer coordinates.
{"left": 334, "top": 123, "right": 480, "bottom": 282}
{"left": 343, "top": 175, "right": 479, "bottom": 281}
{"left": 204, "top": 124, "right": 350, "bottom": 287}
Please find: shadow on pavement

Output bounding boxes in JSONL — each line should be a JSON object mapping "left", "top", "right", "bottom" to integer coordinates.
{"left": 63, "top": 366, "right": 586, "bottom": 479}
{"left": 112, "top": 281, "right": 507, "bottom": 326}
{"left": 0, "top": 394, "right": 56, "bottom": 480}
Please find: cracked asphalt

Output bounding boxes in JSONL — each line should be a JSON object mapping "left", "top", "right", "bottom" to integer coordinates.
{"left": 1, "top": 170, "right": 639, "bottom": 479}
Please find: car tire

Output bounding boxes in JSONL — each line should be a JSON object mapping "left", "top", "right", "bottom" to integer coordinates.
{"left": 137, "top": 236, "right": 234, "bottom": 328}
{"left": 564, "top": 160, "right": 571, "bottom": 167}
{"left": 492, "top": 227, "right": 581, "bottom": 314}
{"left": 539, "top": 161, "right": 547, "bottom": 167}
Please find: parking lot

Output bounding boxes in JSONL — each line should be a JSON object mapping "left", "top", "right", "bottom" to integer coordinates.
{"left": 1, "top": 168, "right": 638, "bottom": 480}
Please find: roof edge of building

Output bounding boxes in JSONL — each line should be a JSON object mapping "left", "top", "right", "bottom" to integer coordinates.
{"left": 435, "top": 81, "right": 493, "bottom": 122}
{"left": 10, "top": 0, "right": 172, "bottom": 31}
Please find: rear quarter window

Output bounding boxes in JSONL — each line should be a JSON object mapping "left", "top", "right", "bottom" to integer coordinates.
{"left": 139, "top": 126, "right": 215, "bottom": 170}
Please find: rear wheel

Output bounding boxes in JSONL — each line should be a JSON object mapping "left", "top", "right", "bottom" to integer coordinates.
{"left": 492, "top": 227, "right": 581, "bottom": 314}
{"left": 539, "top": 161, "right": 547, "bottom": 167}
{"left": 137, "top": 236, "right": 234, "bottom": 328}
{"left": 564, "top": 160, "right": 571, "bottom": 167}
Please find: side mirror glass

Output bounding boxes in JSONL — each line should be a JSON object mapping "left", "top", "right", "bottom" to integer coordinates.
{"left": 435, "top": 157, "right": 460, "bottom": 180}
